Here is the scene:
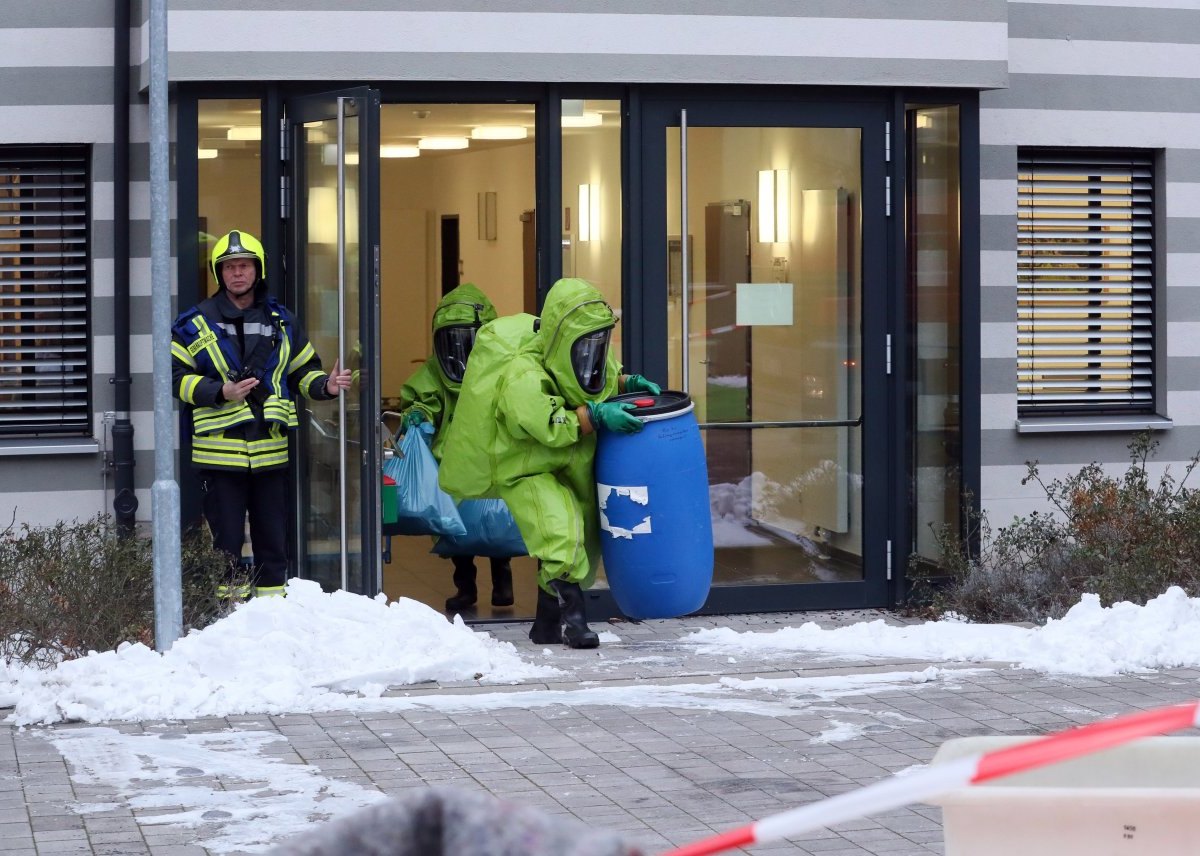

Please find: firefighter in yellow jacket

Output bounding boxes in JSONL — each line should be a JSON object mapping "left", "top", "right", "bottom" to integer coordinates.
{"left": 171, "top": 230, "right": 351, "bottom": 597}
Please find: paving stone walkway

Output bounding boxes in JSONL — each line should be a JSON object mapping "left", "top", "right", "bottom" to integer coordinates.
{"left": 3, "top": 608, "right": 1198, "bottom": 855}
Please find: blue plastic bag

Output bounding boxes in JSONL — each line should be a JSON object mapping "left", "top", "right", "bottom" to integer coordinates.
{"left": 384, "top": 424, "right": 466, "bottom": 537}
{"left": 433, "top": 498, "right": 528, "bottom": 558}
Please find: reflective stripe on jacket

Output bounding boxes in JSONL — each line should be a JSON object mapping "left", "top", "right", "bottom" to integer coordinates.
{"left": 171, "top": 295, "right": 330, "bottom": 471}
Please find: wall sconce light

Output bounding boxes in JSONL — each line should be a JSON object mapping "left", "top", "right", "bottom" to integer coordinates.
{"left": 321, "top": 145, "right": 360, "bottom": 166}
{"left": 478, "top": 191, "right": 497, "bottom": 241}
{"left": 757, "top": 168, "right": 790, "bottom": 243}
{"left": 578, "top": 183, "right": 599, "bottom": 242}
{"left": 197, "top": 148, "right": 218, "bottom": 160}
{"left": 226, "top": 125, "right": 261, "bottom": 141}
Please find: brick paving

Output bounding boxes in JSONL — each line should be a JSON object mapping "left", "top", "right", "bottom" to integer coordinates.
{"left": 3, "top": 608, "right": 1199, "bottom": 855}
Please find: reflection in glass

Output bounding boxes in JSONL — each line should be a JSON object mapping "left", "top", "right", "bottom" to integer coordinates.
{"left": 299, "top": 104, "right": 365, "bottom": 592}
{"left": 197, "top": 99, "right": 261, "bottom": 296}
{"left": 907, "top": 105, "right": 962, "bottom": 564}
{"left": 665, "top": 126, "right": 863, "bottom": 586}
{"left": 562, "top": 100, "right": 622, "bottom": 348}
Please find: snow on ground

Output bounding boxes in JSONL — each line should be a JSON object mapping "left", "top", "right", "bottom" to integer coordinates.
{"left": 3, "top": 579, "right": 560, "bottom": 726}
{"left": 44, "top": 727, "right": 388, "bottom": 854}
{"left": 685, "top": 586, "right": 1200, "bottom": 677}
{"left": 7, "top": 583, "right": 1200, "bottom": 727}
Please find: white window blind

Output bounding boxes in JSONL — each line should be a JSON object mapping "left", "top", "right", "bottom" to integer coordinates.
{"left": 0, "top": 146, "right": 91, "bottom": 437}
{"left": 1017, "top": 151, "right": 1154, "bottom": 415}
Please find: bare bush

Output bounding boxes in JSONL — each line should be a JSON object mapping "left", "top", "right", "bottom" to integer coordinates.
{"left": 911, "top": 433, "right": 1200, "bottom": 623}
{"left": 0, "top": 516, "right": 245, "bottom": 667}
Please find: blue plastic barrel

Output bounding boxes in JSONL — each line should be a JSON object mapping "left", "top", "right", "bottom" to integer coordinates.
{"left": 594, "top": 390, "right": 714, "bottom": 619}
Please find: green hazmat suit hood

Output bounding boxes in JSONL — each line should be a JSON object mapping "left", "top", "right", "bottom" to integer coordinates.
{"left": 398, "top": 282, "right": 498, "bottom": 461}
{"left": 534, "top": 277, "right": 620, "bottom": 408}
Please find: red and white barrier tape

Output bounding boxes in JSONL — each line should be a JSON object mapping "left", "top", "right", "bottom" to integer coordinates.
{"left": 661, "top": 700, "right": 1200, "bottom": 856}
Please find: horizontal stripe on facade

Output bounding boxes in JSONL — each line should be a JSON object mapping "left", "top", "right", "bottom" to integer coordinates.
{"left": 4, "top": 4, "right": 116, "bottom": 28}
{"left": 979, "top": 287, "right": 1016, "bottom": 325}
{"left": 982, "top": 355, "right": 1200, "bottom": 397}
{"left": 169, "top": 0, "right": 1008, "bottom": 21}
{"left": 980, "top": 214, "right": 1016, "bottom": 252}
{"left": 1011, "top": 38, "right": 1200, "bottom": 79}
{"left": 89, "top": 297, "right": 154, "bottom": 338}
{"left": 0, "top": 29, "right": 114, "bottom": 68}
{"left": 155, "top": 52, "right": 1009, "bottom": 90}
{"left": 1010, "top": 2, "right": 1200, "bottom": 44}
{"left": 1166, "top": 150, "right": 1200, "bottom": 183}
{"left": 984, "top": 145, "right": 1200, "bottom": 182}
{"left": 93, "top": 182, "right": 178, "bottom": 223}
{"left": 0, "top": 488, "right": 152, "bottom": 528}
{"left": 164, "top": 11, "right": 1010, "bottom": 61}
{"left": 979, "top": 107, "right": 1200, "bottom": 149}
{"left": 0, "top": 449, "right": 158, "bottom": 496}
{"left": 92, "top": 257, "right": 162, "bottom": 300}
{"left": 981, "top": 425, "right": 1200, "bottom": 469}
{"left": 92, "top": 143, "right": 152, "bottom": 183}
{"left": 979, "top": 144, "right": 1018, "bottom": 180}
{"left": 92, "top": 219, "right": 159, "bottom": 263}
{"left": 985, "top": 74, "right": 1200, "bottom": 112}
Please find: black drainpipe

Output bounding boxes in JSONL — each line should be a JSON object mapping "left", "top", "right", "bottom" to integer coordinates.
{"left": 111, "top": 0, "right": 138, "bottom": 531}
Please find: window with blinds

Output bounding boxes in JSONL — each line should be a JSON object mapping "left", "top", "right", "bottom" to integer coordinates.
{"left": 1017, "top": 150, "right": 1155, "bottom": 415}
{"left": 0, "top": 145, "right": 91, "bottom": 437}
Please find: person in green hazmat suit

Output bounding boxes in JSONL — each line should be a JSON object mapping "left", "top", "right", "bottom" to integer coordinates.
{"left": 398, "top": 282, "right": 514, "bottom": 613}
{"left": 475, "top": 278, "right": 660, "bottom": 648}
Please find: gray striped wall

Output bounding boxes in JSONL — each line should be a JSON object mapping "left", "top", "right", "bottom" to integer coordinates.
{"left": 134, "top": 0, "right": 1009, "bottom": 90}
{"left": 0, "top": 1, "right": 162, "bottom": 526}
{"left": 5, "top": 0, "right": 1199, "bottom": 534}
{"left": 978, "top": 0, "right": 1200, "bottom": 524}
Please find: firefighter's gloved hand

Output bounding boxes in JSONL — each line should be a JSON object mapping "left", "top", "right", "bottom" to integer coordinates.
{"left": 624, "top": 374, "right": 661, "bottom": 396}
{"left": 402, "top": 409, "right": 428, "bottom": 428}
{"left": 588, "top": 401, "right": 643, "bottom": 434}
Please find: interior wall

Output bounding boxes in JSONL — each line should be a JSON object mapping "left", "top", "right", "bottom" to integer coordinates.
{"left": 379, "top": 140, "right": 535, "bottom": 402}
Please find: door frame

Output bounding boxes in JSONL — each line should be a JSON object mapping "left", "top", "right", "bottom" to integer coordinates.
{"left": 284, "top": 86, "right": 382, "bottom": 595}
{"left": 600, "top": 89, "right": 894, "bottom": 614}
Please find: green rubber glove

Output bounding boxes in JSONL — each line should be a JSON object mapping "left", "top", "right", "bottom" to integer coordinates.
{"left": 624, "top": 373, "right": 661, "bottom": 395}
{"left": 588, "top": 401, "right": 643, "bottom": 434}
{"left": 402, "top": 408, "right": 428, "bottom": 428}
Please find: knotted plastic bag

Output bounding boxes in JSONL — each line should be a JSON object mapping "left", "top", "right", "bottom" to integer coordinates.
{"left": 384, "top": 423, "right": 466, "bottom": 537}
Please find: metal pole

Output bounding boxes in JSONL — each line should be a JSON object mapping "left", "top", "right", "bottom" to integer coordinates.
{"left": 336, "top": 98, "right": 348, "bottom": 591}
{"left": 680, "top": 109, "right": 690, "bottom": 394}
{"left": 149, "top": 0, "right": 182, "bottom": 650}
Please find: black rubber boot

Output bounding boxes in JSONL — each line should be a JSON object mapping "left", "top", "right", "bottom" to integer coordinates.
{"left": 490, "top": 558, "right": 514, "bottom": 607}
{"left": 445, "top": 556, "right": 478, "bottom": 612}
{"left": 528, "top": 586, "right": 563, "bottom": 644}
{"left": 550, "top": 579, "right": 600, "bottom": 649}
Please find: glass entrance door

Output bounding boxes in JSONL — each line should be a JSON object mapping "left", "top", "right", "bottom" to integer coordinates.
{"left": 287, "top": 88, "right": 381, "bottom": 595}
{"left": 641, "top": 99, "right": 889, "bottom": 611}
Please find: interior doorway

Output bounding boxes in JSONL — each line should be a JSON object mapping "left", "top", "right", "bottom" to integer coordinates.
{"left": 376, "top": 102, "right": 540, "bottom": 620}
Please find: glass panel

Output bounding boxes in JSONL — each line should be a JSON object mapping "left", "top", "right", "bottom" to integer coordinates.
{"left": 666, "top": 126, "right": 863, "bottom": 585}
{"left": 197, "top": 99, "right": 261, "bottom": 297}
{"left": 561, "top": 99, "right": 622, "bottom": 349}
{"left": 299, "top": 102, "right": 364, "bottom": 592}
{"left": 374, "top": 102, "right": 541, "bottom": 614}
{"left": 907, "top": 105, "right": 961, "bottom": 563}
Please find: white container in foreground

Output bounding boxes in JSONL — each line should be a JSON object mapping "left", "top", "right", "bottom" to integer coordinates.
{"left": 929, "top": 736, "right": 1200, "bottom": 855}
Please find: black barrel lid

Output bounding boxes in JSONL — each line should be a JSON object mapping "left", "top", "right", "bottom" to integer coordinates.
{"left": 609, "top": 389, "right": 692, "bottom": 417}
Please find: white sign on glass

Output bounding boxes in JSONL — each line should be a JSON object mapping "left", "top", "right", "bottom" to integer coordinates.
{"left": 735, "top": 282, "right": 793, "bottom": 326}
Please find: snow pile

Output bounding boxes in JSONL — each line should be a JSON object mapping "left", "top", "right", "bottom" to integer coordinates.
{"left": 685, "top": 586, "right": 1200, "bottom": 676}
{"left": 4, "top": 579, "right": 559, "bottom": 726}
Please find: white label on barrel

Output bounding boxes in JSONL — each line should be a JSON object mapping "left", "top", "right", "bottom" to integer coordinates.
{"left": 597, "top": 483, "right": 652, "bottom": 539}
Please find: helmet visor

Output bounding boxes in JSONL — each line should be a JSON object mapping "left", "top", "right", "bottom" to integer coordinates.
{"left": 570, "top": 327, "right": 611, "bottom": 394}
{"left": 434, "top": 325, "right": 477, "bottom": 383}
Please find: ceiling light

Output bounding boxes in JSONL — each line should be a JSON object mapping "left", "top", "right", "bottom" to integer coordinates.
{"left": 470, "top": 126, "right": 528, "bottom": 140}
{"left": 197, "top": 148, "right": 219, "bottom": 160}
{"left": 561, "top": 112, "right": 602, "bottom": 128}
{"left": 380, "top": 144, "right": 420, "bottom": 158}
{"left": 226, "top": 125, "right": 261, "bottom": 141}
{"left": 418, "top": 136, "right": 469, "bottom": 150}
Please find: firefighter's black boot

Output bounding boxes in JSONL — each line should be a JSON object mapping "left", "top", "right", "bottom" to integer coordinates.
{"left": 550, "top": 579, "right": 599, "bottom": 649}
{"left": 490, "top": 558, "right": 514, "bottom": 607}
{"left": 528, "top": 586, "right": 563, "bottom": 644}
{"left": 445, "top": 556, "right": 478, "bottom": 612}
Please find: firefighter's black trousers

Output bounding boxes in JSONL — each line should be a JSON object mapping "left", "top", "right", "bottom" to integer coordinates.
{"left": 201, "top": 468, "right": 289, "bottom": 588}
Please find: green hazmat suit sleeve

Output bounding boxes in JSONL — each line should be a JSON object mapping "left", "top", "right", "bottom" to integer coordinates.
{"left": 498, "top": 366, "right": 584, "bottom": 451}
{"left": 398, "top": 361, "right": 445, "bottom": 428}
